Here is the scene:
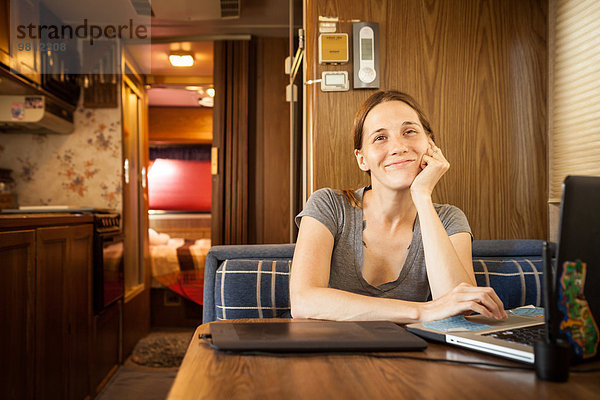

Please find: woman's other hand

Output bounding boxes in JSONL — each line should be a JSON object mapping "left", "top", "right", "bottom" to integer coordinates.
{"left": 420, "top": 283, "right": 508, "bottom": 322}
{"left": 410, "top": 138, "right": 450, "bottom": 202}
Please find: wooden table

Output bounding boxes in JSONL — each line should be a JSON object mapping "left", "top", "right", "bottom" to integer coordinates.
{"left": 168, "top": 320, "right": 600, "bottom": 400}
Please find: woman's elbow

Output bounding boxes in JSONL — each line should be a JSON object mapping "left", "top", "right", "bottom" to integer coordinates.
{"left": 289, "top": 287, "right": 314, "bottom": 319}
{"left": 290, "top": 303, "right": 308, "bottom": 319}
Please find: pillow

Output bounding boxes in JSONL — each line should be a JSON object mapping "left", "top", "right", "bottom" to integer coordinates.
{"left": 148, "top": 228, "right": 170, "bottom": 245}
{"left": 214, "top": 259, "right": 291, "bottom": 320}
{"left": 473, "top": 257, "right": 544, "bottom": 309}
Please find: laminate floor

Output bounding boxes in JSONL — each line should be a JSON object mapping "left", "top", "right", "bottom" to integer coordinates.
{"left": 95, "top": 360, "right": 178, "bottom": 400}
{"left": 97, "top": 328, "right": 194, "bottom": 400}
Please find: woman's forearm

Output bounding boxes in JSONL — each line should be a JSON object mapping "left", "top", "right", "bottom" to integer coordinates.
{"left": 291, "top": 286, "right": 422, "bottom": 324}
{"left": 412, "top": 195, "right": 475, "bottom": 298}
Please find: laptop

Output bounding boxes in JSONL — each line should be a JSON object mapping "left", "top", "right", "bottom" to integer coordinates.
{"left": 407, "top": 175, "right": 600, "bottom": 364}
{"left": 209, "top": 320, "right": 427, "bottom": 352}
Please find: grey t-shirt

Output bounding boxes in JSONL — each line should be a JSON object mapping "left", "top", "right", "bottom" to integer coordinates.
{"left": 295, "top": 187, "right": 472, "bottom": 302}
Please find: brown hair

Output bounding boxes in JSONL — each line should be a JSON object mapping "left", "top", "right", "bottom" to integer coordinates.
{"left": 344, "top": 90, "right": 435, "bottom": 208}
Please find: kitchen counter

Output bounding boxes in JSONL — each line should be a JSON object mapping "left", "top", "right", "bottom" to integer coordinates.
{"left": 0, "top": 212, "right": 93, "bottom": 230}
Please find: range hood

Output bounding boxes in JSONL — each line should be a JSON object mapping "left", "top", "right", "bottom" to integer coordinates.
{"left": 0, "top": 95, "right": 75, "bottom": 134}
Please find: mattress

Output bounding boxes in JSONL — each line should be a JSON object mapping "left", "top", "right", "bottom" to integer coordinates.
{"left": 150, "top": 236, "right": 211, "bottom": 305}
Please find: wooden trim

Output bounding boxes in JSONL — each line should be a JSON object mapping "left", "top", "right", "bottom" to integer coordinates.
{"left": 0, "top": 214, "right": 93, "bottom": 230}
{"left": 122, "top": 73, "right": 144, "bottom": 99}
{"left": 124, "top": 283, "right": 145, "bottom": 303}
{"left": 149, "top": 75, "right": 213, "bottom": 85}
{"left": 211, "top": 41, "right": 225, "bottom": 245}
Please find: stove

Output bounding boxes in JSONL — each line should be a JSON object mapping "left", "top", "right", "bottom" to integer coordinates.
{"left": 92, "top": 211, "right": 124, "bottom": 314}
{"left": 93, "top": 212, "right": 121, "bottom": 234}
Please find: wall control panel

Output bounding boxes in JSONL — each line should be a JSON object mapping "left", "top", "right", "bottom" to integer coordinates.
{"left": 353, "top": 22, "right": 380, "bottom": 89}
{"left": 319, "top": 33, "right": 349, "bottom": 64}
{"left": 320, "top": 71, "right": 349, "bottom": 91}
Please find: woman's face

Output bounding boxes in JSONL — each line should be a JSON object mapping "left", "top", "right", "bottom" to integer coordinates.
{"left": 354, "top": 100, "right": 430, "bottom": 190}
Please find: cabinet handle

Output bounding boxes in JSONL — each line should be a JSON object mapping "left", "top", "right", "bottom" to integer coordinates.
{"left": 124, "top": 159, "right": 130, "bottom": 184}
{"left": 141, "top": 166, "right": 147, "bottom": 189}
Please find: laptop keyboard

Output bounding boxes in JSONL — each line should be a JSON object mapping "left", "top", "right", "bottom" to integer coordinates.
{"left": 481, "top": 325, "right": 545, "bottom": 346}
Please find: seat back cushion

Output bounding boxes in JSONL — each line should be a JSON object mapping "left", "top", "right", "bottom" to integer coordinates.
{"left": 473, "top": 256, "right": 544, "bottom": 309}
{"left": 215, "top": 259, "right": 291, "bottom": 320}
{"left": 214, "top": 255, "right": 544, "bottom": 320}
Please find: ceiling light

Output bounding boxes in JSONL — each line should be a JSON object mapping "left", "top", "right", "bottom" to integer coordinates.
{"left": 169, "top": 51, "right": 194, "bottom": 67}
{"left": 207, "top": 88, "right": 215, "bottom": 97}
{"left": 185, "top": 86, "right": 202, "bottom": 91}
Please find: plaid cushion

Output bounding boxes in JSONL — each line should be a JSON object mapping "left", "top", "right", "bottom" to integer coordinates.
{"left": 213, "top": 256, "right": 543, "bottom": 321}
{"left": 215, "top": 259, "right": 291, "bottom": 320}
{"left": 473, "top": 257, "right": 544, "bottom": 309}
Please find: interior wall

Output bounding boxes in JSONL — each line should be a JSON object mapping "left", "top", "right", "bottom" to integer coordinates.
{"left": 249, "top": 37, "right": 291, "bottom": 244}
{"left": 148, "top": 107, "right": 212, "bottom": 143}
{"left": 305, "top": 0, "right": 548, "bottom": 240}
{"left": 0, "top": 103, "right": 123, "bottom": 210}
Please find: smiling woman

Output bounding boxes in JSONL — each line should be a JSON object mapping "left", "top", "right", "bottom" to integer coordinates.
{"left": 290, "top": 90, "right": 507, "bottom": 325}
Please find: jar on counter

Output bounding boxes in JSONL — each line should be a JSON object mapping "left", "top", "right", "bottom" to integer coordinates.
{"left": 0, "top": 168, "right": 17, "bottom": 210}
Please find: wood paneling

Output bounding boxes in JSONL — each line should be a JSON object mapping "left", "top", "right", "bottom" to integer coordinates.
{"left": 305, "top": 0, "right": 548, "bottom": 240}
{"left": 212, "top": 40, "right": 254, "bottom": 245}
{"left": 36, "top": 224, "right": 93, "bottom": 400}
{"left": 91, "top": 301, "right": 120, "bottom": 395}
{"left": 123, "top": 288, "right": 150, "bottom": 359}
{"left": 0, "top": 230, "right": 35, "bottom": 400}
{"left": 213, "top": 38, "right": 293, "bottom": 245}
{"left": 35, "top": 227, "right": 69, "bottom": 399}
{"left": 149, "top": 107, "right": 213, "bottom": 143}
{"left": 250, "top": 38, "right": 291, "bottom": 244}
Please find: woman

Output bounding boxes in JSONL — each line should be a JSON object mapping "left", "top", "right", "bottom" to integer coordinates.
{"left": 290, "top": 90, "right": 507, "bottom": 323}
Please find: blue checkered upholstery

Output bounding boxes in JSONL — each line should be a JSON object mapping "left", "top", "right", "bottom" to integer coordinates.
{"left": 203, "top": 240, "right": 547, "bottom": 323}
{"left": 215, "top": 259, "right": 291, "bottom": 320}
{"left": 473, "top": 257, "right": 543, "bottom": 309}
{"left": 472, "top": 239, "right": 545, "bottom": 309}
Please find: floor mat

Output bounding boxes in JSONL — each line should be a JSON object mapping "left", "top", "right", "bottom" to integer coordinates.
{"left": 131, "top": 331, "right": 193, "bottom": 368}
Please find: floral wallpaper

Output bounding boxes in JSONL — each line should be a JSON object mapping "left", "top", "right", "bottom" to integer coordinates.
{"left": 0, "top": 103, "right": 123, "bottom": 211}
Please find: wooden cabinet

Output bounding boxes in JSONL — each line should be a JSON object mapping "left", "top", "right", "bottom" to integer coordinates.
{"left": 0, "top": 218, "right": 93, "bottom": 400}
{"left": 36, "top": 225, "right": 93, "bottom": 400}
{"left": 9, "top": 0, "right": 41, "bottom": 83}
{"left": 0, "top": 0, "right": 9, "bottom": 67}
{"left": 0, "top": 230, "right": 35, "bottom": 400}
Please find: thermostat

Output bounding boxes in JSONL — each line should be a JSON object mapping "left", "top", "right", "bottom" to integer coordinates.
{"left": 320, "top": 71, "right": 349, "bottom": 92}
{"left": 319, "top": 33, "right": 349, "bottom": 64}
{"left": 353, "top": 22, "right": 380, "bottom": 89}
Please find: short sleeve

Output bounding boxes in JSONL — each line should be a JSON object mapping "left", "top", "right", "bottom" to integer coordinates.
{"left": 294, "top": 188, "right": 342, "bottom": 238}
{"left": 436, "top": 204, "right": 473, "bottom": 239}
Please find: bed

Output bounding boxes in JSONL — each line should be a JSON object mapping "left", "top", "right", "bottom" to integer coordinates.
{"left": 149, "top": 213, "right": 212, "bottom": 306}
{"left": 147, "top": 157, "right": 212, "bottom": 306}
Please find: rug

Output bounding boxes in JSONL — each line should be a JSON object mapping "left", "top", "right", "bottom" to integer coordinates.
{"left": 131, "top": 332, "right": 193, "bottom": 368}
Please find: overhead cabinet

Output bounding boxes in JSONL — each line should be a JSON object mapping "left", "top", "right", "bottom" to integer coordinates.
{"left": 8, "top": 0, "right": 41, "bottom": 84}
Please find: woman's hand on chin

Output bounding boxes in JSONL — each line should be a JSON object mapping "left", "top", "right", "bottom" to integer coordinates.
{"left": 410, "top": 139, "right": 450, "bottom": 203}
{"left": 419, "top": 282, "right": 508, "bottom": 322}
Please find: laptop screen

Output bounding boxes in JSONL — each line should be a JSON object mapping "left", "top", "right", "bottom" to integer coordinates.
{"left": 554, "top": 176, "right": 600, "bottom": 361}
